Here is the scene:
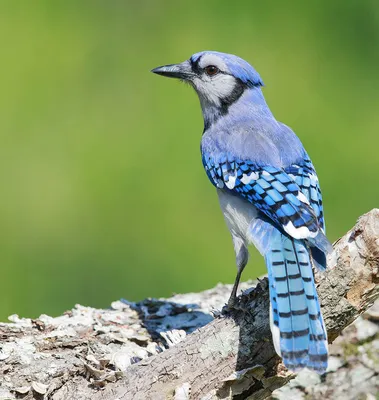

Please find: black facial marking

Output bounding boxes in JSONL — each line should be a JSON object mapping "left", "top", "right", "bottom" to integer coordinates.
{"left": 204, "top": 78, "right": 248, "bottom": 131}
{"left": 219, "top": 78, "right": 246, "bottom": 116}
{"left": 190, "top": 56, "right": 202, "bottom": 74}
{"left": 203, "top": 118, "right": 212, "bottom": 132}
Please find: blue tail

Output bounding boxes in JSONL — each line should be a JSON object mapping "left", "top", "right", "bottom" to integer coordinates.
{"left": 266, "top": 230, "right": 328, "bottom": 373}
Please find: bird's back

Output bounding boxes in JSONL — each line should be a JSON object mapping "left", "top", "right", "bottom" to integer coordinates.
{"left": 201, "top": 114, "right": 306, "bottom": 172}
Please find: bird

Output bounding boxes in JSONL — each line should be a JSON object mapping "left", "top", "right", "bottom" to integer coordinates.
{"left": 152, "top": 51, "right": 332, "bottom": 373}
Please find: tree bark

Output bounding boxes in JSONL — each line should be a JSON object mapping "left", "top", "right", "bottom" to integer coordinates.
{"left": 0, "top": 209, "right": 378, "bottom": 400}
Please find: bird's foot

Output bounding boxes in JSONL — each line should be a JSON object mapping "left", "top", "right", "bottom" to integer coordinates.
{"left": 210, "top": 308, "right": 223, "bottom": 319}
{"left": 227, "top": 295, "right": 237, "bottom": 309}
{"left": 221, "top": 294, "right": 242, "bottom": 316}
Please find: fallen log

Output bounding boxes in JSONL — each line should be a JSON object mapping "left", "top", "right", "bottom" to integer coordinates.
{"left": 0, "top": 210, "right": 378, "bottom": 400}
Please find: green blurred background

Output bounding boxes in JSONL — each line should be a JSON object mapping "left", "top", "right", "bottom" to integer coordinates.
{"left": 1, "top": 1, "right": 378, "bottom": 321}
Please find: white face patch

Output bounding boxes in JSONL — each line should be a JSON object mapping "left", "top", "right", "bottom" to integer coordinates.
{"left": 191, "top": 54, "right": 239, "bottom": 108}
{"left": 198, "top": 54, "right": 228, "bottom": 71}
{"left": 192, "top": 74, "right": 238, "bottom": 107}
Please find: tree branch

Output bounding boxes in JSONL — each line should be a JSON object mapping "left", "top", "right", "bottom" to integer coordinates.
{"left": 1, "top": 210, "right": 378, "bottom": 400}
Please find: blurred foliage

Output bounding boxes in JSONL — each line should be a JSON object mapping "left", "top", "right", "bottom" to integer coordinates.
{"left": 0, "top": 0, "right": 378, "bottom": 320}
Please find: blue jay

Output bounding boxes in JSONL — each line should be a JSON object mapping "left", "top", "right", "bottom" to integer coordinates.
{"left": 152, "top": 51, "right": 332, "bottom": 373}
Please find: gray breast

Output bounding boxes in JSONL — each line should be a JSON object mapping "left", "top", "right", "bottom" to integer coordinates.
{"left": 217, "top": 189, "right": 258, "bottom": 241}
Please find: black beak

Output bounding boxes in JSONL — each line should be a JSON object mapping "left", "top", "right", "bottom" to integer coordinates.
{"left": 151, "top": 61, "right": 193, "bottom": 80}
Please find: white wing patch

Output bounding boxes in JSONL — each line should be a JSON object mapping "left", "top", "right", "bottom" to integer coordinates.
{"left": 225, "top": 174, "right": 237, "bottom": 190}
{"left": 296, "top": 191, "right": 309, "bottom": 205}
{"left": 284, "top": 221, "right": 318, "bottom": 240}
{"left": 241, "top": 171, "right": 259, "bottom": 184}
{"left": 309, "top": 173, "right": 319, "bottom": 183}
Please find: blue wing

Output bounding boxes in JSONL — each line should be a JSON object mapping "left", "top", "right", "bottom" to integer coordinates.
{"left": 284, "top": 156, "right": 327, "bottom": 269}
{"left": 202, "top": 152, "right": 331, "bottom": 254}
{"left": 284, "top": 156, "right": 325, "bottom": 232}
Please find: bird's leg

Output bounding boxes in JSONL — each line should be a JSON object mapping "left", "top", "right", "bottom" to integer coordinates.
{"left": 227, "top": 237, "right": 249, "bottom": 309}
{"left": 228, "top": 268, "right": 243, "bottom": 308}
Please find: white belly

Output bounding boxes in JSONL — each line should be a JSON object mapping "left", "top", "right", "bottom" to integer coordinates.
{"left": 217, "top": 189, "right": 258, "bottom": 242}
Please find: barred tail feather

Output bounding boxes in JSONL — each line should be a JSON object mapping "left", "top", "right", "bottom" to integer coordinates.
{"left": 266, "top": 231, "right": 328, "bottom": 373}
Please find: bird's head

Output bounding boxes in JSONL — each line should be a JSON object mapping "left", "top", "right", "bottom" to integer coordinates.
{"left": 152, "top": 51, "right": 264, "bottom": 121}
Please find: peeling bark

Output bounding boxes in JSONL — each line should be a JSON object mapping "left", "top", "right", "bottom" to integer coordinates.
{"left": 0, "top": 209, "right": 379, "bottom": 400}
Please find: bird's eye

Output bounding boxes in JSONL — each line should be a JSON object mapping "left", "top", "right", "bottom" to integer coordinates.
{"left": 205, "top": 65, "right": 219, "bottom": 76}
